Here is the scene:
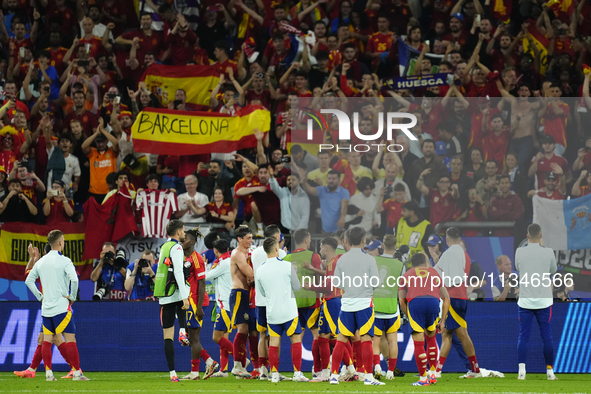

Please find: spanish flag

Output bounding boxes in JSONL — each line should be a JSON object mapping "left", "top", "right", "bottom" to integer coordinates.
{"left": 332, "top": 158, "right": 357, "bottom": 196}
{"left": 141, "top": 64, "right": 220, "bottom": 108}
{"left": 522, "top": 25, "right": 551, "bottom": 74}
{"left": 0, "top": 223, "right": 93, "bottom": 281}
{"left": 131, "top": 106, "right": 271, "bottom": 155}
{"left": 492, "top": 0, "right": 512, "bottom": 22}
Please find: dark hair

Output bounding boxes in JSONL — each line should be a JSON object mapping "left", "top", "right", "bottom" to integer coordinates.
{"left": 158, "top": 3, "right": 174, "bottom": 13}
{"left": 318, "top": 151, "right": 330, "bottom": 157}
{"left": 527, "top": 223, "right": 542, "bottom": 238}
{"left": 235, "top": 225, "right": 252, "bottom": 240}
{"left": 451, "top": 155, "right": 463, "bottom": 164}
{"left": 446, "top": 227, "right": 461, "bottom": 240}
{"left": 485, "top": 159, "right": 498, "bottom": 167}
{"left": 214, "top": 40, "right": 229, "bottom": 56}
{"left": 411, "top": 253, "right": 427, "bottom": 267}
{"left": 213, "top": 239, "right": 228, "bottom": 254}
{"left": 204, "top": 231, "right": 220, "bottom": 249}
{"left": 293, "top": 228, "right": 310, "bottom": 245}
{"left": 291, "top": 144, "right": 303, "bottom": 154}
{"left": 116, "top": 171, "right": 128, "bottom": 181}
{"left": 264, "top": 224, "right": 281, "bottom": 238}
{"left": 328, "top": 169, "right": 341, "bottom": 178}
{"left": 347, "top": 226, "right": 366, "bottom": 246}
{"left": 320, "top": 236, "right": 338, "bottom": 251}
{"left": 38, "top": 50, "right": 51, "bottom": 60}
{"left": 402, "top": 201, "right": 419, "bottom": 214}
{"left": 342, "top": 42, "right": 356, "bottom": 51}
{"left": 47, "top": 230, "right": 63, "bottom": 246}
{"left": 439, "top": 61, "right": 453, "bottom": 70}
{"left": 356, "top": 177, "right": 375, "bottom": 192}
{"left": 316, "top": 50, "right": 329, "bottom": 61}
{"left": 166, "top": 219, "right": 185, "bottom": 237}
{"left": 393, "top": 183, "right": 406, "bottom": 192}
{"left": 498, "top": 175, "right": 511, "bottom": 183}
{"left": 8, "top": 179, "right": 22, "bottom": 187}
{"left": 263, "top": 237, "right": 278, "bottom": 254}
{"left": 421, "top": 139, "right": 436, "bottom": 149}
{"left": 295, "top": 70, "right": 308, "bottom": 79}
{"left": 145, "top": 173, "right": 160, "bottom": 185}
{"left": 185, "top": 228, "right": 203, "bottom": 242}
{"left": 139, "top": 11, "right": 152, "bottom": 19}
{"left": 258, "top": 163, "right": 271, "bottom": 173}
{"left": 58, "top": 133, "right": 73, "bottom": 144}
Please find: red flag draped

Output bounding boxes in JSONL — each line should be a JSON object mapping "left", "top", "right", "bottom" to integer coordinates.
{"left": 82, "top": 185, "right": 139, "bottom": 260}
{"left": 332, "top": 159, "right": 357, "bottom": 196}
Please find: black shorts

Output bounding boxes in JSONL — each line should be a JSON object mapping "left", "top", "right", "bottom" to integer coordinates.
{"left": 160, "top": 301, "right": 185, "bottom": 329}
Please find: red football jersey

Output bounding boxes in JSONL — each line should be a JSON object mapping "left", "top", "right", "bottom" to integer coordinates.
{"left": 401, "top": 267, "right": 442, "bottom": 302}
{"left": 186, "top": 251, "right": 209, "bottom": 307}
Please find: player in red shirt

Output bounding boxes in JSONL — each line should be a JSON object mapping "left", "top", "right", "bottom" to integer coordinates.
{"left": 482, "top": 113, "right": 512, "bottom": 168}
{"left": 116, "top": 13, "right": 164, "bottom": 66}
{"left": 528, "top": 170, "right": 566, "bottom": 200}
{"left": 233, "top": 160, "right": 263, "bottom": 236}
{"left": 377, "top": 183, "right": 407, "bottom": 232}
{"left": 399, "top": 252, "right": 449, "bottom": 386}
{"left": 539, "top": 83, "right": 569, "bottom": 154}
{"left": 366, "top": 16, "right": 393, "bottom": 70}
{"left": 529, "top": 135, "right": 572, "bottom": 188}
{"left": 165, "top": 15, "right": 197, "bottom": 66}
{"left": 181, "top": 228, "right": 220, "bottom": 380}
{"left": 207, "top": 188, "right": 235, "bottom": 227}
{"left": 417, "top": 171, "right": 460, "bottom": 227}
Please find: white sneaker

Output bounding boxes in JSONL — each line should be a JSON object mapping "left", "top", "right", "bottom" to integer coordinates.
{"left": 517, "top": 372, "right": 526, "bottom": 380}
{"left": 211, "top": 371, "right": 228, "bottom": 378}
{"left": 310, "top": 372, "right": 329, "bottom": 382}
{"left": 73, "top": 373, "right": 90, "bottom": 381}
{"left": 46, "top": 375, "right": 57, "bottom": 382}
{"left": 433, "top": 371, "right": 442, "bottom": 378}
{"left": 374, "top": 364, "right": 383, "bottom": 380}
{"left": 293, "top": 371, "right": 310, "bottom": 382}
{"left": 385, "top": 370, "right": 394, "bottom": 380}
{"left": 259, "top": 366, "right": 268, "bottom": 381}
{"left": 231, "top": 362, "right": 251, "bottom": 378}
{"left": 364, "top": 375, "right": 386, "bottom": 386}
{"left": 547, "top": 373, "right": 558, "bottom": 380}
{"left": 463, "top": 371, "right": 482, "bottom": 378}
{"left": 330, "top": 373, "right": 339, "bottom": 385}
{"left": 180, "top": 372, "right": 200, "bottom": 380}
{"left": 271, "top": 372, "right": 280, "bottom": 383}
{"left": 278, "top": 373, "right": 291, "bottom": 381}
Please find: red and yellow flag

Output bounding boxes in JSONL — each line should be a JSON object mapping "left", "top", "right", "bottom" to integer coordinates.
{"left": 0, "top": 223, "right": 93, "bottom": 281}
{"left": 131, "top": 106, "right": 271, "bottom": 155}
{"left": 141, "top": 64, "right": 220, "bottom": 108}
{"left": 332, "top": 159, "right": 357, "bottom": 196}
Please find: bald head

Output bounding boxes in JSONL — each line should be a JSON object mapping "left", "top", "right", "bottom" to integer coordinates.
{"left": 495, "top": 255, "right": 512, "bottom": 275}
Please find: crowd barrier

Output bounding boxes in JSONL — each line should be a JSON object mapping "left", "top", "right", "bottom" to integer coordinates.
{"left": 0, "top": 302, "right": 589, "bottom": 373}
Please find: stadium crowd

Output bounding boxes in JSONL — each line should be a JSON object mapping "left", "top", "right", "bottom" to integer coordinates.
{"left": 0, "top": 0, "right": 590, "bottom": 240}
{"left": 2, "top": 0, "right": 582, "bottom": 384}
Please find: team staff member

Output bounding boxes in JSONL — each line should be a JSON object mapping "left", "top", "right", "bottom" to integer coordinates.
{"left": 25, "top": 230, "right": 89, "bottom": 381}
{"left": 181, "top": 228, "right": 219, "bottom": 380}
{"left": 206, "top": 239, "right": 234, "bottom": 377}
{"left": 515, "top": 223, "right": 558, "bottom": 381}
{"left": 153, "top": 219, "right": 190, "bottom": 383}
{"left": 399, "top": 253, "right": 450, "bottom": 386}
{"left": 395, "top": 201, "right": 434, "bottom": 267}
{"left": 256, "top": 237, "right": 309, "bottom": 383}
{"left": 329, "top": 227, "right": 385, "bottom": 386}
{"left": 251, "top": 225, "right": 286, "bottom": 380}
{"left": 372, "top": 236, "right": 404, "bottom": 380}
{"left": 229, "top": 226, "right": 255, "bottom": 378}
{"left": 284, "top": 228, "right": 324, "bottom": 376}
{"left": 434, "top": 227, "right": 481, "bottom": 378}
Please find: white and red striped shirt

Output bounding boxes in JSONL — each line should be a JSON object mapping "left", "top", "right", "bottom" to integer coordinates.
{"left": 136, "top": 189, "right": 178, "bottom": 238}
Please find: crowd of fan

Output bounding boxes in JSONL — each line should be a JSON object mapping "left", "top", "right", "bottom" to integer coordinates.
{"left": 0, "top": 0, "right": 590, "bottom": 241}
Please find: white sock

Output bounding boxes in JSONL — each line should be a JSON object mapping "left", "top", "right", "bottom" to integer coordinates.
{"left": 322, "top": 368, "right": 330, "bottom": 377}
{"left": 179, "top": 328, "right": 186, "bottom": 336}
{"left": 519, "top": 363, "right": 526, "bottom": 374}
{"left": 170, "top": 370, "right": 177, "bottom": 378}
{"left": 420, "top": 374, "right": 428, "bottom": 381}
{"left": 74, "top": 370, "right": 81, "bottom": 377}
{"left": 347, "top": 364, "right": 356, "bottom": 373}
{"left": 46, "top": 369, "right": 53, "bottom": 377}
{"left": 234, "top": 361, "right": 243, "bottom": 369}
{"left": 27, "top": 367, "right": 35, "bottom": 372}
{"left": 547, "top": 367, "right": 555, "bottom": 375}
{"left": 206, "top": 357, "right": 213, "bottom": 366}
{"left": 365, "top": 373, "right": 373, "bottom": 380}
{"left": 331, "top": 373, "right": 339, "bottom": 380}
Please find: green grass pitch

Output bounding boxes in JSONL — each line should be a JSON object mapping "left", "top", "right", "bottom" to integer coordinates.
{"left": 1, "top": 372, "right": 590, "bottom": 393}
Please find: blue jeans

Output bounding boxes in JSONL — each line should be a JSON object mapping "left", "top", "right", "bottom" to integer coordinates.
{"left": 508, "top": 136, "right": 534, "bottom": 170}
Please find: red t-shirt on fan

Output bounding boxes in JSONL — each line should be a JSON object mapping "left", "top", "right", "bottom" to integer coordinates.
{"left": 428, "top": 188, "right": 456, "bottom": 226}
